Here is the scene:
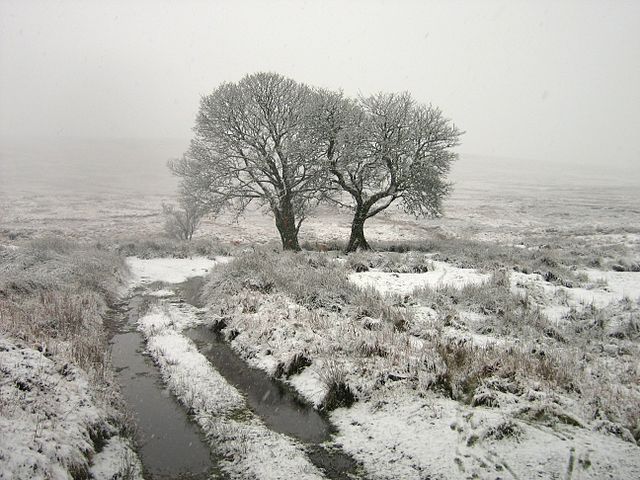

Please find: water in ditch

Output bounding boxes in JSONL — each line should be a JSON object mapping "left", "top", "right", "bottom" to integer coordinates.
{"left": 109, "top": 276, "right": 363, "bottom": 480}
{"left": 108, "top": 293, "right": 220, "bottom": 480}
{"left": 178, "top": 279, "right": 363, "bottom": 479}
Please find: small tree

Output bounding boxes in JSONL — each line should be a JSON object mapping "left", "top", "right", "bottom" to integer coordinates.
{"left": 162, "top": 195, "right": 207, "bottom": 241}
{"left": 312, "top": 91, "right": 462, "bottom": 252}
{"left": 170, "top": 72, "right": 327, "bottom": 251}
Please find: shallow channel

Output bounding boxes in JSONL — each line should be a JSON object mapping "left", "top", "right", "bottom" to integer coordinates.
{"left": 108, "top": 275, "right": 363, "bottom": 480}
{"left": 178, "top": 280, "right": 362, "bottom": 479}
{"left": 108, "top": 293, "right": 220, "bottom": 480}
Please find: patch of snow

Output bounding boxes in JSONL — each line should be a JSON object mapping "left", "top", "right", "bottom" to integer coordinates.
{"left": 126, "top": 256, "right": 229, "bottom": 286}
{"left": 332, "top": 389, "right": 640, "bottom": 480}
{"left": 511, "top": 270, "right": 640, "bottom": 318}
{"left": 331, "top": 391, "right": 462, "bottom": 479}
{"left": 585, "top": 269, "right": 640, "bottom": 302}
{"left": 288, "top": 366, "right": 326, "bottom": 408}
{"left": 89, "top": 437, "right": 143, "bottom": 480}
{"left": 349, "top": 260, "right": 490, "bottom": 296}
{"left": 542, "top": 304, "right": 572, "bottom": 323}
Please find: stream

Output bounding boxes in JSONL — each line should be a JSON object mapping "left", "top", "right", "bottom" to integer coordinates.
{"left": 108, "top": 293, "right": 219, "bottom": 480}
{"left": 108, "top": 276, "right": 362, "bottom": 479}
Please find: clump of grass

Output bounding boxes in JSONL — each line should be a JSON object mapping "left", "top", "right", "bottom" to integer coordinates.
{"left": 300, "top": 239, "right": 345, "bottom": 252}
{"left": 345, "top": 250, "right": 433, "bottom": 273}
{"left": 0, "top": 235, "right": 128, "bottom": 380}
{"left": 611, "top": 258, "right": 640, "bottom": 272}
{"left": 206, "top": 249, "right": 360, "bottom": 311}
{"left": 351, "top": 287, "right": 413, "bottom": 331}
{"left": 427, "top": 335, "right": 582, "bottom": 405}
{"left": 274, "top": 352, "right": 312, "bottom": 378}
{"left": 482, "top": 419, "right": 523, "bottom": 441}
{"left": 318, "top": 362, "right": 356, "bottom": 411}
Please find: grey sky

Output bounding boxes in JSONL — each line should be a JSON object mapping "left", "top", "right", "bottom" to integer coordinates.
{"left": 1, "top": 0, "right": 639, "bottom": 171}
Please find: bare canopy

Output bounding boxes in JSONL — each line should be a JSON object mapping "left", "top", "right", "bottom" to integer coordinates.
{"left": 312, "top": 90, "right": 462, "bottom": 251}
{"left": 170, "top": 72, "right": 326, "bottom": 250}
{"left": 171, "top": 72, "right": 461, "bottom": 251}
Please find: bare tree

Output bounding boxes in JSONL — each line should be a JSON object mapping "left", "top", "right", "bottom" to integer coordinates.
{"left": 312, "top": 91, "right": 462, "bottom": 252}
{"left": 170, "top": 72, "right": 326, "bottom": 251}
{"left": 162, "top": 194, "right": 207, "bottom": 241}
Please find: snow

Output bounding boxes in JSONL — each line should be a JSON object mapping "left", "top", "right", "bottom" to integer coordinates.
{"left": 126, "top": 256, "right": 229, "bottom": 285}
{"left": 288, "top": 367, "right": 326, "bottom": 408}
{"left": 89, "top": 437, "right": 143, "bottom": 480}
{"left": 331, "top": 391, "right": 462, "bottom": 479}
{"left": 349, "top": 260, "right": 490, "bottom": 296}
{"left": 0, "top": 336, "right": 140, "bottom": 480}
{"left": 510, "top": 269, "right": 640, "bottom": 322}
{"left": 331, "top": 388, "right": 640, "bottom": 480}
{"left": 584, "top": 269, "right": 640, "bottom": 302}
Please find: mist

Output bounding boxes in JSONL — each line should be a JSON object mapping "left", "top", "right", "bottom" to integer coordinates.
{"left": 1, "top": 0, "right": 639, "bottom": 191}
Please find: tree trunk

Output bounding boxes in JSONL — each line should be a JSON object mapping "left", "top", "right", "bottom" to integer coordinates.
{"left": 274, "top": 205, "right": 301, "bottom": 251}
{"left": 346, "top": 209, "right": 370, "bottom": 253}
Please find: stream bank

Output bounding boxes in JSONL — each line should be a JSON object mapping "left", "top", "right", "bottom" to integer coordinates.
{"left": 112, "top": 256, "right": 364, "bottom": 479}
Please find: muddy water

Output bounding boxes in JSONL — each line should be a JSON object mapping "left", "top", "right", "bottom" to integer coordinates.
{"left": 108, "top": 294, "right": 218, "bottom": 480}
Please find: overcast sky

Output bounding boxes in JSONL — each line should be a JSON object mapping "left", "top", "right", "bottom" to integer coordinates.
{"left": 1, "top": 0, "right": 639, "bottom": 171}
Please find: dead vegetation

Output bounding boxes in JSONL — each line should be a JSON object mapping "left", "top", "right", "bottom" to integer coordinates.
{"left": 0, "top": 237, "right": 140, "bottom": 477}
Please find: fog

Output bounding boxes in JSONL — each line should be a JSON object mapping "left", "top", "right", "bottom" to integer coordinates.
{"left": 1, "top": 0, "right": 639, "bottom": 191}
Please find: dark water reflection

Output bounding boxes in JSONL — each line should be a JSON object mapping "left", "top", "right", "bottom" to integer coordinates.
{"left": 109, "top": 295, "right": 217, "bottom": 480}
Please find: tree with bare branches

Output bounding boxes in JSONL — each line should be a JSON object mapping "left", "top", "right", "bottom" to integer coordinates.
{"left": 162, "top": 194, "right": 207, "bottom": 241}
{"left": 170, "top": 72, "right": 326, "bottom": 251}
{"left": 311, "top": 91, "right": 462, "bottom": 252}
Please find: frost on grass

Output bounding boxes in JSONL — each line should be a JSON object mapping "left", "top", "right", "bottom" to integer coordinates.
{"left": 138, "top": 303, "right": 326, "bottom": 479}
{"left": 0, "top": 238, "right": 141, "bottom": 480}
{"left": 200, "top": 249, "right": 640, "bottom": 478}
{"left": 0, "top": 337, "right": 140, "bottom": 480}
{"left": 331, "top": 388, "right": 640, "bottom": 480}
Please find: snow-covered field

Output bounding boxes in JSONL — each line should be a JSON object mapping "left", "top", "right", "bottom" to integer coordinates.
{"left": 127, "top": 255, "right": 225, "bottom": 285}
{"left": 198, "top": 251, "right": 640, "bottom": 479}
{"left": 348, "top": 260, "right": 490, "bottom": 295}
{"left": 2, "top": 171, "right": 639, "bottom": 479}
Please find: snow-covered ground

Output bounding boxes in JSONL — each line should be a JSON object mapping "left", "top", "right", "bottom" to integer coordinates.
{"left": 138, "top": 303, "right": 326, "bottom": 479}
{"left": 199, "top": 255, "right": 640, "bottom": 479}
{"left": 331, "top": 387, "right": 640, "bottom": 480}
{"left": 511, "top": 269, "right": 640, "bottom": 322}
{"left": 128, "top": 257, "right": 330, "bottom": 479}
{"left": 127, "top": 255, "right": 228, "bottom": 285}
{"left": 0, "top": 337, "right": 142, "bottom": 480}
{"left": 349, "top": 260, "right": 490, "bottom": 296}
